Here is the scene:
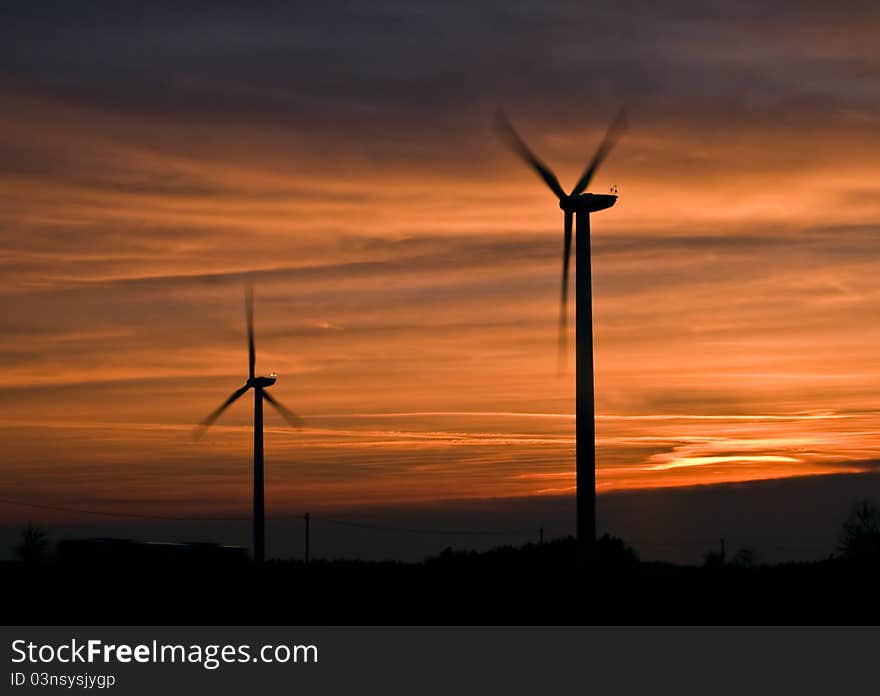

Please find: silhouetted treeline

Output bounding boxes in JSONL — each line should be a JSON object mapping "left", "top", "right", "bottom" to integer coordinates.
{"left": 424, "top": 534, "right": 638, "bottom": 570}
{"left": 838, "top": 499, "right": 880, "bottom": 562}
{"left": 5, "top": 532, "right": 880, "bottom": 625}
{"left": 7, "top": 501, "right": 880, "bottom": 624}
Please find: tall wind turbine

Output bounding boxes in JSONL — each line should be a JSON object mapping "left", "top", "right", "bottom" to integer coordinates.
{"left": 194, "top": 287, "right": 303, "bottom": 563}
{"left": 495, "top": 109, "right": 626, "bottom": 566}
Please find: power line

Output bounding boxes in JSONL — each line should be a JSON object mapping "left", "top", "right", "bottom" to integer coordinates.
{"left": 311, "top": 515, "right": 534, "bottom": 536}
{"left": 0, "top": 497, "right": 248, "bottom": 522}
{"left": 0, "top": 498, "right": 536, "bottom": 537}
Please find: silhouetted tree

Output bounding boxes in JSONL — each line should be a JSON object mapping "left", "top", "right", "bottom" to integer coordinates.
{"left": 596, "top": 533, "right": 639, "bottom": 568}
{"left": 702, "top": 550, "right": 723, "bottom": 568}
{"left": 732, "top": 547, "right": 760, "bottom": 569}
{"left": 14, "top": 523, "right": 49, "bottom": 563}
{"left": 702, "top": 540, "right": 726, "bottom": 568}
{"left": 839, "top": 500, "right": 880, "bottom": 560}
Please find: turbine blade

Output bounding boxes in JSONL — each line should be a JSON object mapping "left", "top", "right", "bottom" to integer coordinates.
{"left": 494, "top": 109, "right": 566, "bottom": 200}
{"left": 569, "top": 108, "right": 627, "bottom": 197}
{"left": 246, "top": 285, "right": 255, "bottom": 381}
{"left": 193, "top": 385, "right": 250, "bottom": 440}
{"left": 262, "top": 391, "right": 304, "bottom": 428}
{"left": 558, "top": 210, "right": 573, "bottom": 374}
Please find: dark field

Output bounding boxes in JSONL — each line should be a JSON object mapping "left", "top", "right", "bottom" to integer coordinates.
{"left": 4, "top": 537, "right": 879, "bottom": 625}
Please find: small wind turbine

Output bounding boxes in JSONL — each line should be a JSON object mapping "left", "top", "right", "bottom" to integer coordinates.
{"left": 194, "top": 286, "right": 303, "bottom": 563}
{"left": 495, "top": 109, "right": 626, "bottom": 566}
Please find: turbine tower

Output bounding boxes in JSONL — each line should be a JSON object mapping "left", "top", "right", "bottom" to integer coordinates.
{"left": 194, "top": 287, "right": 303, "bottom": 563}
{"left": 495, "top": 109, "right": 626, "bottom": 566}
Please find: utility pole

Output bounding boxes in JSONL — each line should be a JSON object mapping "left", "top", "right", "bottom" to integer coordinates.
{"left": 305, "top": 512, "right": 310, "bottom": 564}
{"left": 539, "top": 527, "right": 544, "bottom": 545}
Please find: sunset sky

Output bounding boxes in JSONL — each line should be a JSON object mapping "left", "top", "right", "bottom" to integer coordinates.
{"left": 2, "top": 1, "right": 880, "bottom": 536}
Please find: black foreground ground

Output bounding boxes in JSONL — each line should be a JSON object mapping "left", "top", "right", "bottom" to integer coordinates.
{"left": 4, "top": 537, "right": 879, "bottom": 625}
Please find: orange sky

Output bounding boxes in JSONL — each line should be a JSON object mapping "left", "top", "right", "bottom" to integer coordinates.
{"left": 2, "top": 3, "right": 880, "bottom": 523}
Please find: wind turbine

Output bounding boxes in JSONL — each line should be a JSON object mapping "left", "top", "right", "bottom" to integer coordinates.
{"left": 495, "top": 109, "right": 626, "bottom": 566}
{"left": 194, "top": 287, "right": 303, "bottom": 563}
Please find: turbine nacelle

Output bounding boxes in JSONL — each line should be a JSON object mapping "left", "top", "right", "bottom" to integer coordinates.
{"left": 560, "top": 193, "right": 618, "bottom": 214}
{"left": 250, "top": 374, "right": 277, "bottom": 389}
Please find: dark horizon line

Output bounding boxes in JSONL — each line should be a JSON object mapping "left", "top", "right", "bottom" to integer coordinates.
{"left": 2, "top": 468, "right": 879, "bottom": 523}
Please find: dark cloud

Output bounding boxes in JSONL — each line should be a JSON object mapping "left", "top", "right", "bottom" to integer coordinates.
{"left": 3, "top": 0, "right": 879, "bottom": 153}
